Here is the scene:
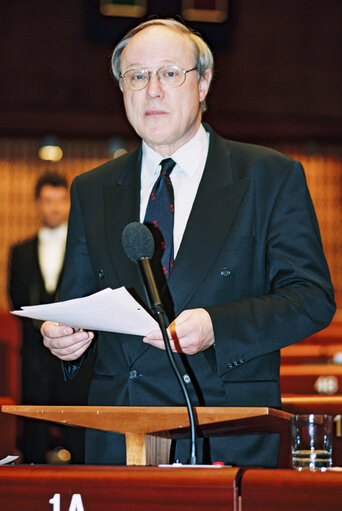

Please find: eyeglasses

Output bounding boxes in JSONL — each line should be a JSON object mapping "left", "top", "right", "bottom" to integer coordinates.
{"left": 120, "top": 65, "right": 197, "bottom": 91}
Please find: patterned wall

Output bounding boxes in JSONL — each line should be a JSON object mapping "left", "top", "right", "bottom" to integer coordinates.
{"left": 0, "top": 138, "right": 109, "bottom": 312}
{"left": 0, "top": 138, "right": 341, "bottom": 314}
{"left": 288, "top": 150, "right": 342, "bottom": 312}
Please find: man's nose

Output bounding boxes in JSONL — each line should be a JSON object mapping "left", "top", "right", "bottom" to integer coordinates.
{"left": 146, "top": 72, "right": 163, "bottom": 97}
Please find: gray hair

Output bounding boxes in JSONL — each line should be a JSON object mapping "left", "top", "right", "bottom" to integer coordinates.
{"left": 111, "top": 18, "right": 214, "bottom": 112}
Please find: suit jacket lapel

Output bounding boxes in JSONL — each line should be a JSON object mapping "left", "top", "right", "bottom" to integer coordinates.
{"left": 103, "top": 147, "right": 158, "bottom": 364}
{"left": 168, "top": 128, "right": 250, "bottom": 315}
{"left": 103, "top": 147, "right": 149, "bottom": 304}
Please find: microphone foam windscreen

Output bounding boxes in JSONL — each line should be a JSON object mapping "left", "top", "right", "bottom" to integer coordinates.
{"left": 122, "top": 222, "right": 155, "bottom": 262}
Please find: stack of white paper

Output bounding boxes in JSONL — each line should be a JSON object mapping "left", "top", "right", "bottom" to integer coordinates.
{"left": 11, "top": 287, "right": 158, "bottom": 336}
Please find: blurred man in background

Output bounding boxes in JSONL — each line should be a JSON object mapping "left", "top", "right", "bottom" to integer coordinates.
{"left": 9, "top": 171, "right": 91, "bottom": 464}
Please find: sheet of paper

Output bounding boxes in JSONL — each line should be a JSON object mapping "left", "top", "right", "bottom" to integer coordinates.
{"left": 0, "top": 455, "right": 19, "bottom": 465}
{"left": 11, "top": 287, "right": 158, "bottom": 336}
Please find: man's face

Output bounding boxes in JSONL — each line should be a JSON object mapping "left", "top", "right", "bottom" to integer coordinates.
{"left": 36, "top": 185, "right": 70, "bottom": 229}
{"left": 120, "top": 26, "right": 212, "bottom": 156}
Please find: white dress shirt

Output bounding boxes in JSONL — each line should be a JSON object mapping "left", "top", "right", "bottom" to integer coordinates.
{"left": 140, "top": 124, "right": 209, "bottom": 258}
{"left": 38, "top": 222, "right": 67, "bottom": 293}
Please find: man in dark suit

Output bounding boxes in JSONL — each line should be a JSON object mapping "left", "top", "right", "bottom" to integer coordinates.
{"left": 9, "top": 172, "right": 91, "bottom": 463}
{"left": 41, "top": 19, "right": 335, "bottom": 467}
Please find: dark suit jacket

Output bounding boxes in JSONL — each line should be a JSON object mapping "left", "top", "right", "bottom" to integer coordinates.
{"left": 9, "top": 236, "right": 66, "bottom": 403}
{"left": 61, "top": 125, "right": 335, "bottom": 466}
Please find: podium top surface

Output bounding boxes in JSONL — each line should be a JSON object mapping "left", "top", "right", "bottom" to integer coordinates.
{"left": 1, "top": 405, "right": 291, "bottom": 438}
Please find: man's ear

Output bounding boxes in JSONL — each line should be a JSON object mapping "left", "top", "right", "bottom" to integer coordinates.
{"left": 198, "top": 69, "right": 212, "bottom": 103}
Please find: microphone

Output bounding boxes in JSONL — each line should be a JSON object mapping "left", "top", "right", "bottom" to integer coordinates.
{"left": 122, "top": 222, "right": 197, "bottom": 465}
{"left": 122, "top": 221, "right": 163, "bottom": 316}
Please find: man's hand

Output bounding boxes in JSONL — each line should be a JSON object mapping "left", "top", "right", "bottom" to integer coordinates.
{"left": 41, "top": 321, "right": 94, "bottom": 361}
{"left": 143, "top": 308, "right": 214, "bottom": 354}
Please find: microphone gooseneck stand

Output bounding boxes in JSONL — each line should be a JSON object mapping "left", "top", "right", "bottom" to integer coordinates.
{"left": 122, "top": 222, "right": 197, "bottom": 465}
{"left": 138, "top": 257, "right": 197, "bottom": 465}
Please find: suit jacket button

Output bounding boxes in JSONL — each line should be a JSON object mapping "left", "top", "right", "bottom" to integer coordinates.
{"left": 239, "top": 358, "right": 245, "bottom": 364}
{"left": 129, "top": 370, "right": 137, "bottom": 379}
{"left": 233, "top": 361, "right": 239, "bottom": 367}
{"left": 227, "top": 363, "right": 233, "bottom": 369}
{"left": 220, "top": 268, "right": 231, "bottom": 278}
{"left": 183, "top": 374, "right": 191, "bottom": 384}
{"left": 98, "top": 269, "right": 104, "bottom": 279}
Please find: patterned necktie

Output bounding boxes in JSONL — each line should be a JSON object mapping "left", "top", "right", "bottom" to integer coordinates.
{"left": 144, "top": 158, "right": 176, "bottom": 282}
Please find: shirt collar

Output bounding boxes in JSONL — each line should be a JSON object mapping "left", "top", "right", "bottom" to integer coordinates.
{"left": 38, "top": 222, "right": 67, "bottom": 242}
{"left": 142, "top": 123, "right": 209, "bottom": 179}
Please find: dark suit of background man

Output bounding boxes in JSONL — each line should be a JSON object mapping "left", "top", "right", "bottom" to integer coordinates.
{"left": 42, "top": 19, "right": 335, "bottom": 467}
{"left": 9, "top": 172, "right": 92, "bottom": 464}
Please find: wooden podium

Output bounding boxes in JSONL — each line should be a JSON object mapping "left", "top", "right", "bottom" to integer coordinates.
{"left": 1, "top": 405, "right": 292, "bottom": 465}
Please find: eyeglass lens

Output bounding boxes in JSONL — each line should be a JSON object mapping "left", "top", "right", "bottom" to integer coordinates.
{"left": 123, "top": 66, "right": 186, "bottom": 90}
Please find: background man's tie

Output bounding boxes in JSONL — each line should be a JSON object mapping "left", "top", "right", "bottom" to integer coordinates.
{"left": 144, "top": 158, "right": 176, "bottom": 286}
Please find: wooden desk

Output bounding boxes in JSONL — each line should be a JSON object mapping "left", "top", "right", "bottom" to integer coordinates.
{"left": 282, "top": 395, "right": 342, "bottom": 415}
{"left": 280, "top": 364, "right": 342, "bottom": 395}
{"left": 281, "top": 343, "right": 342, "bottom": 364}
{"left": 0, "top": 465, "right": 241, "bottom": 511}
{"left": 1, "top": 465, "right": 341, "bottom": 510}
{"left": 240, "top": 468, "right": 342, "bottom": 511}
